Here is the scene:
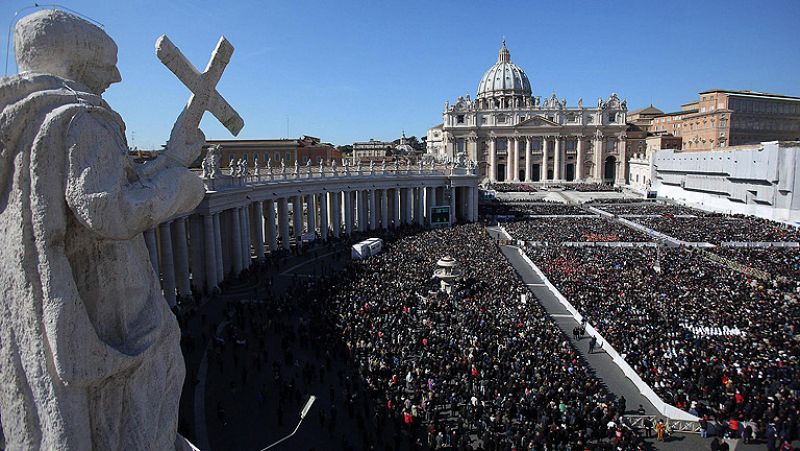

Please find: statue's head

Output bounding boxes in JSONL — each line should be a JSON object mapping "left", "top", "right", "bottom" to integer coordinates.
{"left": 14, "top": 9, "right": 121, "bottom": 95}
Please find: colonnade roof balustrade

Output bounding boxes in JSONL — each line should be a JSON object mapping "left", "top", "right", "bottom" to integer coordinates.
{"left": 189, "top": 160, "right": 480, "bottom": 215}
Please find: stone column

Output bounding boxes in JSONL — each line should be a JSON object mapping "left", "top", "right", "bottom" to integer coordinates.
{"left": 265, "top": 199, "right": 278, "bottom": 251}
{"left": 144, "top": 228, "right": 159, "bottom": 278}
{"left": 188, "top": 216, "right": 205, "bottom": 294}
{"left": 449, "top": 186, "right": 457, "bottom": 225}
{"left": 541, "top": 137, "right": 549, "bottom": 182}
{"left": 307, "top": 193, "right": 317, "bottom": 237}
{"left": 231, "top": 208, "right": 243, "bottom": 276}
{"left": 380, "top": 189, "right": 389, "bottom": 229}
{"left": 213, "top": 213, "right": 224, "bottom": 283}
{"left": 293, "top": 195, "right": 303, "bottom": 240}
{"left": 425, "top": 186, "right": 434, "bottom": 225}
{"left": 330, "top": 191, "right": 341, "bottom": 238}
{"left": 158, "top": 221, "right": 176, "bottom": 307}
{"left": 513, "top": 138, "right": 520, "bottom": 181}
{"left": 405, "top": 188, "right": 413, "bottom": 225}
{"left": 616, "top": 136, "right": 627, "bottom": 185}
{"left": 594, "top": 133, "right": 604, "bottom": 182}
{"left": 241, "top": 205, "right": 251, "bottom": 269}
{"left": 393, "top": 188, "right": 401, "bottom": 227}
{"left": 553, "top": 137, "right": 562, "bottom": 181}
{"left": 357, "top": 191, "right": 367, "bottom": 232}
{"left": 524, "top": 137, "right": 532, "bottom": 182}
{"left": 319, "top": 193, "right": 329, "bottom": 241}
{"left": 576, "top": 137, "right": 584, "bottom": 182}
{"left": 172, "top": 217, "right": 191, "bottom": 298}
{"left": 416, "top": 187, "right": 425, "bottom": 226}
{"left": 368, "top": 190, "right": 377, "bottom": 230}
{"left": 472, "top": 185, "right": 479, "bottom": 222}
{"left": 489, "top": 138, "right": 496, "bottom": 182}
{"left": 203, "top": 214, "right": 217, "bottom": 293}
{"left": 253, "top": 201, "right": 265, "bottom": 261}
{"left": 505, "top": 139, "right": 512, "bottom": 182}
{"left": 278, "top": 198, "right": 291, "bottom": 249}
{"left": 343, "top": 190, "right": 353, "bottom": 235}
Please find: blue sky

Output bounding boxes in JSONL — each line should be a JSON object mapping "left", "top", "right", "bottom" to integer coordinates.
{"left": 2, "top": 0, "right": 799, "bottom": 148}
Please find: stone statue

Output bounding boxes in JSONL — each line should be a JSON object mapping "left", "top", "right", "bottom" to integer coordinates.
{"left": 578, "top": 98, "right": 583, "bottom": 109}
{"left": 280, "top": 158, "right": 286, "bottom": 174}
{"left": 369, "top": 160, "right": 375, "bottom": 174}
{"left": 266, "top": 157, "right": 272, "bottom": 172}
{"left": 293, "top": 158, "right": 299, "bottom": 176}
{"left": 356, "top": 160, "right": 362, "bottom": 174}
{"left": 201, "top": 159, "right": 210, "bottom": 178}
{"left": 239, "top": 158, "right": 248, "bottom": 177}
{"left": 381, "top": 159, "right": 387, "bottom": 172}
{"left": 253, "top": 155, "right": 260, "bottom": 176}
{"left": 305, "top": 158, "right": 312, "bottom": 175}
{"left": 0, "top": 9, "right": 243, "bottom": 450}
{"left": 331, "top": 158, "right": 338, "bottom": 174}
{"left": 229, "top": 155, "right": 237, "bottom": 175}
{"left": 205, "top": 144, "right": 221, "bottom": 178}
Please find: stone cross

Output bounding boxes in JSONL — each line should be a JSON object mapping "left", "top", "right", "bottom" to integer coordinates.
{"left": 156, "top": 35, "right": 244, "bottom": 138}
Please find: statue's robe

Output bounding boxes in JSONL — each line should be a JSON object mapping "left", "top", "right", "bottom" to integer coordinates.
{"left": 0, "top": 73, "right": 205, "bottom": 450}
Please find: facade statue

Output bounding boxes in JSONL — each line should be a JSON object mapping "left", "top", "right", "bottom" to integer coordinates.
{"left": 253, "top": 155, "right": 260, "bottom": 176}
{"left": 280, "top": 158, "right": 286, "bottom": 174}
{"left": 201, "top": 159, "right": 210, "bottom": 178}
{"left": 381, "top": 159, "right": 387, "bottom": 172}
{"left": 293, "top": 158, "right": 299, "bottom": 176}
{"left": 229, "top": 155, "right": 236, "bottom": 175}
{"left": 0, "top": 9, "right": 235, "bottom": 450}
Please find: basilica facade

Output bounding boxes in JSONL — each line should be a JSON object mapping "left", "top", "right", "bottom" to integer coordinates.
{"left": 428, "top": 41, "right": 629, "bottom": 185}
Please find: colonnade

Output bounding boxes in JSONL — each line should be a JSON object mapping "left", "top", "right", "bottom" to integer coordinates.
{"left": 145, "top": 175, "right": 480, "bottom": 304}
{"left": 482, "top": 134, "right": 626, "bottom": 185}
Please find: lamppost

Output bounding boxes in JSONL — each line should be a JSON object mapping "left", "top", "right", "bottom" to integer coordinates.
{"left": 259, "top": 395, "right": 316, "bottom": 450}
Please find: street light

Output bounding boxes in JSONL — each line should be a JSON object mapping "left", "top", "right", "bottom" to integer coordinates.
{"left": 259, "top": 395, "right": 317, "bottom": 451}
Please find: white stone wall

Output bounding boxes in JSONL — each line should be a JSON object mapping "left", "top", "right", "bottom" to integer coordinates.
{"left": 652, "top": 141, "right": 800, "bottom": 225}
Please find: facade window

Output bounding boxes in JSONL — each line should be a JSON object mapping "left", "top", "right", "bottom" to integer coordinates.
{"left": 457, "top": 115, "right": 465, "bottom": 124}
{"left": 497, "top": 115, "right": 506, "bottom": 124}
{"left": 274, "top": 152, "right": 280, "bottom": 161}
{"left": 532, "top": 139, "right": 541, "bottom": 150}
{"left": 242, "top": 153, "right": 248, "bottom": 161}
{"left": 608, "top": 113, "right": 615, "bottom": 123}
{"left": 519, "top": 115, "right": 525, "bottom": 123}
{"left": 285, "top": 151, "right": 291, "bottom": 161}
{"left": 481, "top": 117, "right": 487, "bottom": 124}
{"left": 497, "top": 139, "right": 507, "bottom": 151}
{"left": 456, "top": 139, "right": 465, "bottom": 152}
{"left": 606, "top": 140, "right": 615, "bottom": 152}
{"left": 566, "top": 139, "right": 576, "bottom": 151}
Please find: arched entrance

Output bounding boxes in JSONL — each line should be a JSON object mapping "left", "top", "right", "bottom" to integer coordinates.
{"left": 496, "top": 164, "right": 506, "bottom": 182}
{"left": 604, "top": 156, "right": 616, "bottom": 183}
{"left": 565, "top": 164, "right": 575, "bottom": 182}
{"left": 531, "top": 164, "right": 541, "bottom": 182}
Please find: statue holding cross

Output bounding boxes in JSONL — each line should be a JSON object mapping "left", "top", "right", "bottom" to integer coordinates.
{"left": 0, "top": 9, "right": 242, "bottom": 450}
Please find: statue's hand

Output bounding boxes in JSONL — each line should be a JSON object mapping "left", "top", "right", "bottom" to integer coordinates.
{"left": 165, "top": 127, "right": 205, "bottom": 167}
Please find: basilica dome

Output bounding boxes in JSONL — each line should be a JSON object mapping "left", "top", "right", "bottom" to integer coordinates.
{"left": 476, "top": 40, "right": 532, "bottom": 99}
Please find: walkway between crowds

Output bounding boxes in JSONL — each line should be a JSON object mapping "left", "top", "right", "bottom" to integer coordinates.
{"left": 487, "top": 226, "right": 708, "bottom": 451}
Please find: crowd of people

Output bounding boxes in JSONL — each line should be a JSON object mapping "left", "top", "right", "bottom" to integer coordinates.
{"left": 487, "top": 183, "right": 538, "bottom": 193}
{"left": 304, "top": 224, "right": 646, "bottom": 450}
{"left": 480, "top": 201, "right": 589, "bottom": 218}
{"left": 504, "top": 217, "right": 652, "bottom": 242}
{"left": 593, "top": 203, "right": 705, "bottom": 217}
{"left": 636, "top": 215, "right": 800, "bottom": 243}
{"left": 567, "top": 183, "right": 619, "bottom": 192}
{"left": 525, "top": 244, "right": 800, "bottom": 445}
